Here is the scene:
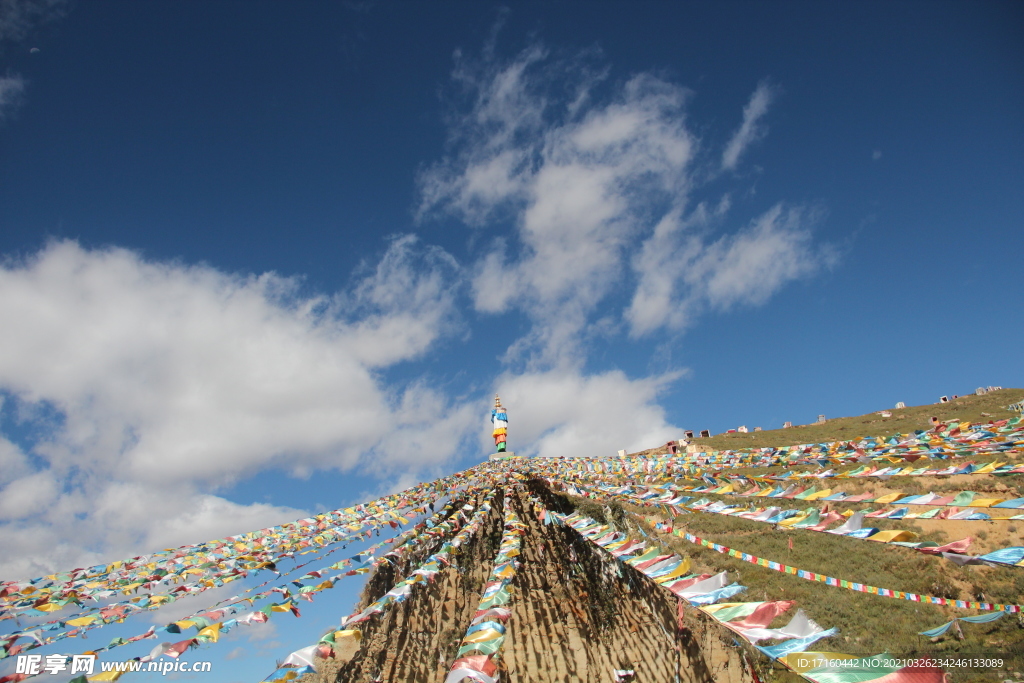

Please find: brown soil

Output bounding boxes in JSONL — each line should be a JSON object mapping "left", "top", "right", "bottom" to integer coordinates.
{"left": 301, "top": 485, "right": 760, "bottom": 683}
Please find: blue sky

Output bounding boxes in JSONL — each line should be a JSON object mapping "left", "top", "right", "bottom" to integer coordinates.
{"left": 0, "top": 0, "right": 1022, "bottom": 665}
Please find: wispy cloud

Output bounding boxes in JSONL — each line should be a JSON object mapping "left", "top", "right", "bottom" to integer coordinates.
{"left": 721, "top": 80, "right": 777, "bottom": 171}
{"left": 0, "top": 0, "right": 67, "bottom": 44}
{"left": 420, "top": 44, "right": 695, "bottom": 366}
{"left": 421, "top": 44, "right": 826, "bottom": 351}
{"left": 628, "top": 203, "right": 834, "bottom": 336}
{"left": 0, "top": 0, "right": 68, "bottom": 129}
{"left": 691, "top": 204, "right": 830, "bottom": 310}
{"left": 0, "top": 0, "right": 69, "bottom": 126}
{"left": 0, "top": 72, "right": 25, "bottom": 124}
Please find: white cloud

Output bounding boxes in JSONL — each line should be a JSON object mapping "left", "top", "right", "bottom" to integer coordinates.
{"left": 0, "top": 430, "right": 32, "bottom": 486}
{"left": 416, "top": 44, "right": 549, "bottom": 227}
{"left": 0, "top": 470, "right": 57, "bottom": 520}
{"left": 0, "top": 238, "right": 464, "bottom": 484}
{"left": 721, "top": 80, "right": 777, "bottom": 171}
{"left": 422, "top": 45, "right": 832, "bottom": 349}
{"left": 369, "top": 382, "right": 479, "bottom": 473}
{"left": 421, "top": 46, "right": 696, "bottom": 364}
{"left": 625, "top": 198, "right": 725, "bottom": 335}
{"left": 0, "top": 73, "right": 25, "bottom": 124}
{"left": 690, "top": 204, "right": 827, "bottom": 310}
{"left": 628, "top": 203, "right": 831, "bottom": 337}
{"left": 493, "top": 367, "right": 684, "bottom": 458}
{"left": 0, "top": 237, "right": 474, "bottom": 578}
{"left": 344, "top": 234, "right": 464, "bottom": 367}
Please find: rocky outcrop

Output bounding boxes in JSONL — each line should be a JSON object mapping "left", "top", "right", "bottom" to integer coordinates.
{"left": 308, "top": 485, "right": 757, "bottom": 683}
{"left": 504, "top": 483, "right": 756, "bottom": 683}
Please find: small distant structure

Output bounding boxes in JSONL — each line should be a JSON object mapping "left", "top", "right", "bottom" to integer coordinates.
{"left": 487, "top": 395, "right": 515, "bottom": 460}
{"left": 726, "top": 429, "right": 736, "bottom": 434}
{"left": 617, "top": 449, "right": 627, "bottom": 457}
{"left": 753, "top": 426, "right": 762, "bottom": 432}
{"left": 699, "top": 429, "right": 711, "bottom": 438}
{"left": 783, "top": 421, "right": 793, "bottom": 429}
{"left": 737, "top": 425, "right": 748, "bottom": 433}
{"left": 684, "top": 430, "right": 695, "bottom": 439}
{"left": 895, "top": 402, "right": 906, "bottom": 409}
{"left": 939, "top": 396, "right": 949, "bottom": 403}
{"left": 492, "top": 395, "right": 508, "bottom": 452}
{"left": 976, "top": 387, "right": 987, "bottom": 396}
{"left": 665, "top": 441, "right": 679, "bottom": 454}
{"left": 879, "top": 410, "right": 892, "bottom": 418}
{"left": 816, "top": 415, "right": 826, "bottom": 424}
{"left": 989, "top": 386, "right": 1002, "bottom": 392}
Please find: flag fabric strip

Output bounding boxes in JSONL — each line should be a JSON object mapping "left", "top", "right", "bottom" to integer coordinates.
{"left": 653, "top": 521, "right": 1021, "bottom": 613}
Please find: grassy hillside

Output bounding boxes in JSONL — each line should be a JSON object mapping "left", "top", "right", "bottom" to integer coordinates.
{"left": 580, "top": 388, "right": 1024, "bottom": 682}
{"left": 563, "top": 491, "right": 1024, "bottom": 683}
{"left": 634, "top": 388, "right": 1023, "bottom": 455}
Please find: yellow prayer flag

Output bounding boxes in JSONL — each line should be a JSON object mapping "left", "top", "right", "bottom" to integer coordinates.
{"left": 35, "top": 602, "right": 63, "bottom": 612}
{"left": 654, "top": 558, "right": 691, "bottom": 583}
{"left": 197, "top": 623, "right": 223, "bottom": 643}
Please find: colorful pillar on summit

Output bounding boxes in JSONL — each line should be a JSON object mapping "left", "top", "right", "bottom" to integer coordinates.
{"left": 491, "top": 395, "right": 508, "bottom": 452}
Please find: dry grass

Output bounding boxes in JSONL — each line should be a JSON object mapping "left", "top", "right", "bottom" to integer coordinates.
{"left": 632, "top": 388, "right": 1023, "bottom": 455}
{"left": 625, "top": 502, "right": 1024, "bottom": 682}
